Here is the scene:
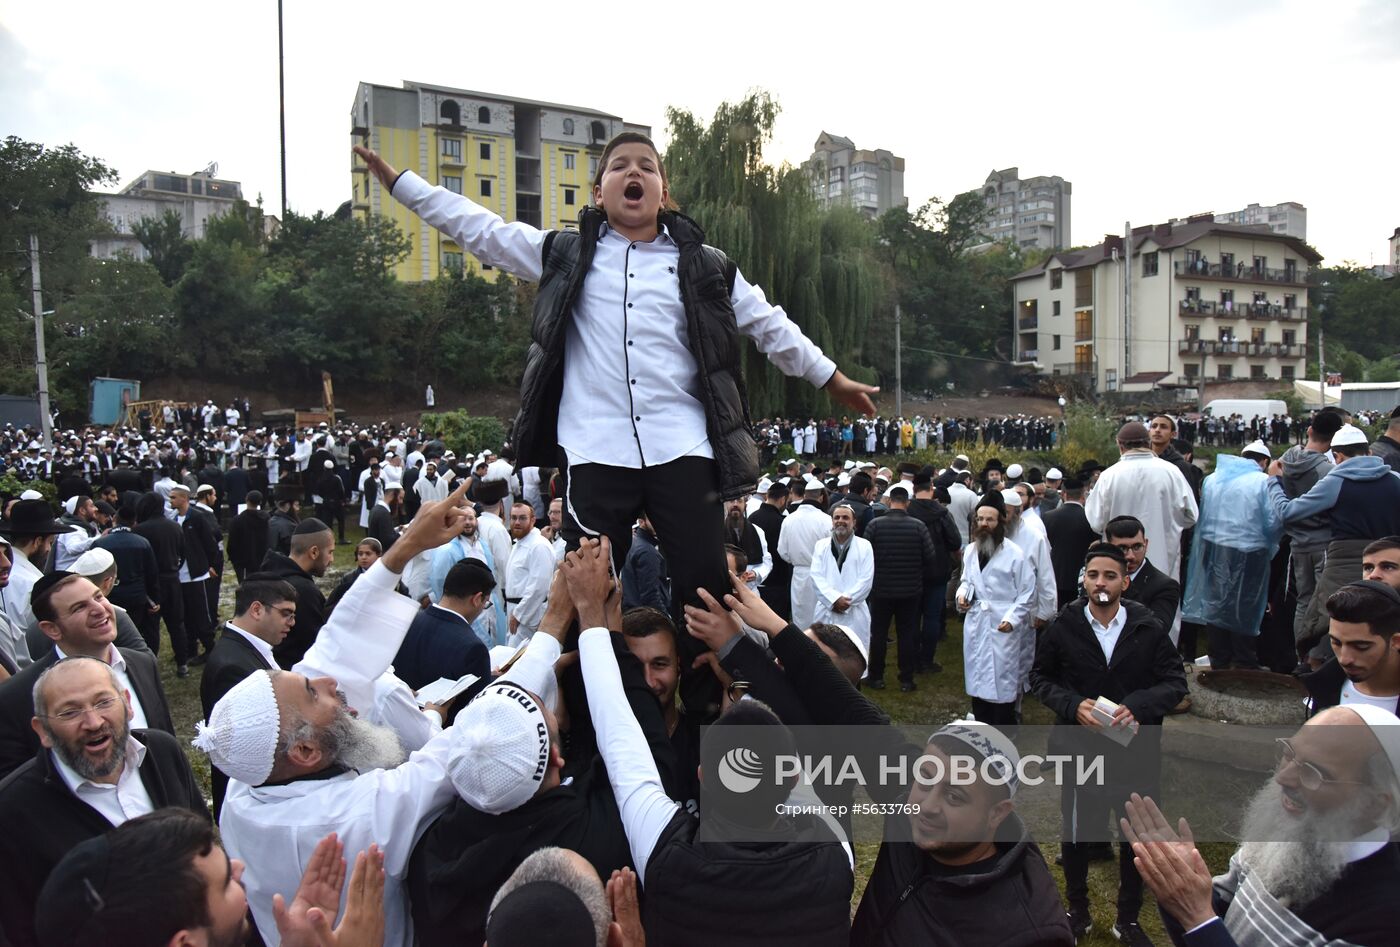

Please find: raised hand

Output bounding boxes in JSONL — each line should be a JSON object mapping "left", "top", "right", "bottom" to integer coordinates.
{"left": 607, "top": 867, "right": 646, "bottom": 946}
{"left": 272, "top": 833, "right": 346, "bottom": 947}
{"left": 721, "top": 571, "right": 787, "bottom": 637}
{"left": 384, "top": 479, "right": 471, "bottom": 571}
{"left": 1120, "top": 793, "right": 1196, "bottom": 859}
{"left": 352, "top": 145, "right": 400, "bottom": 192}
{"left": 336, "top": 845, "right": 387, "bottom": 947}
{"left": 824, "top": 369, "right": 880, "bottom": 417}
{"left": 683, "top": 588, "right": 743, "bottom": 652}
{"left": 561, "top": 537, "right": 615, "bottom": 629}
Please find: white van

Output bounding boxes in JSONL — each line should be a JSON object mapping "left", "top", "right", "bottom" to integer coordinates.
{"left": 1202, "top": 398, "right": 1287, "bottom": 420}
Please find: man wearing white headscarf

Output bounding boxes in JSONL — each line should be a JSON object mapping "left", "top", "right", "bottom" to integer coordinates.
{"left": 779, "top": 475, "right": 832, "bottom": 630}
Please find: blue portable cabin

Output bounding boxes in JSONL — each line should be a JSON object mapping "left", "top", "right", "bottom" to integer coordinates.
{"left": 90, "top": 377, "right": 141, "bottom": 425}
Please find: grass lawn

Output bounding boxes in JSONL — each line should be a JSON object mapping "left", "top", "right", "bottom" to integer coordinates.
{"left": 166, "top": 523, "right": 1233, "bottom": 945}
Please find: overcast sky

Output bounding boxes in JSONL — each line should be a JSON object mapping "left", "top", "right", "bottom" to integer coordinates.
{"left": 3, "top": 0, "right": 1396, "bottom": 265}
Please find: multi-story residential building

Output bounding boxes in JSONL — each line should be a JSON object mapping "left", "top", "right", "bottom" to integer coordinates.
{"left": 807, "top": 132, "right": 905, "bottom": 219}
{"left": 350, "top": 80, "right": 650, "bottom": 282}
{"left": 1010, "top": 215, "right": 1322, "bottom": 393}
{"left": 90, "top": 167, "right": 244, "bottom": 261}
{"left": 1391, "top": 226, "right": 1399, "bottom": 268}
{"left": 1210, "top": 201, "right": 1307, "bottom": 240}
{"left": 969, "top": 167, "right": 1071, "bottom": 251}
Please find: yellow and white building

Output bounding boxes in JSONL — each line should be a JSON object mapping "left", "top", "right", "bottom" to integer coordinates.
{"left": 1011, "top": 216, "right": 1323, "bottom": 393}
{"left": 350, "top": 80, "right": 650, "bottom": 282}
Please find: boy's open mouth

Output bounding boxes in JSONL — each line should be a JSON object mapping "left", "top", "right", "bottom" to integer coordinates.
{"left": 624, "top": 182, "right": 644, "bottom": 201}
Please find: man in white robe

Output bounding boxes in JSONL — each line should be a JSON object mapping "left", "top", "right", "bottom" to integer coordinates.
{"left": 956, "top": 494, "right": 1036, "bottom": 726}
{"left": 809, "top": 504, "right": 874, "bottom": 649}
{"left": 504, "top": 501, "right": 555, "bottom": 647}
{"left": 1005, "top": 487, "right": 1059, "bottom": 629}
{"left": 777, "top": 477, "right": 832, "bottom": 631}
{"left": 1086, "top": 421, "right": 1199, "bottom": 583}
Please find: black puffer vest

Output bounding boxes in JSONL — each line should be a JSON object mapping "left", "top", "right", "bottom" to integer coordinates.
{"left": 511, "top": 207, "right": 760, "bottom": 499}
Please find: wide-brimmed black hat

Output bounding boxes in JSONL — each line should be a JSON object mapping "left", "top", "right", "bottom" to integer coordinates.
{"left": 0, "top": 499, "right": 67, "bottom": 536}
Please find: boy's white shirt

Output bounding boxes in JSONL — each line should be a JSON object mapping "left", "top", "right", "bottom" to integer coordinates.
{"left": 393, "top": 172, "right": 835, "bottom": 470}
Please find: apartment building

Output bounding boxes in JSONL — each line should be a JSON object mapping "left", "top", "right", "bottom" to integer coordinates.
{"left": 350, "top": 80, "right": 650, "bottom": 282}
{"left": 1011, "top": 215, "right": 1322, "bottom": 393}
{"left": 969, "top": 167, "right": 1071, "bottom": 251}
{"left": 1211, "top": 201, "right": 1307, "bottom": 240}
{"left": 91, "top": 167, "right": 244, "bottom": 261}
{"left": 807, "top": 132, "right": 906, "bottom": 218}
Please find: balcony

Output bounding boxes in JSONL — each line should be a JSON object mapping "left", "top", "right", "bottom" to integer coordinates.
{"left": 1177, "top": 341, "right": 1305, "bottom": 358}
{"left": 1018, "top": 349, "right": 1039, "bottom": 361}
{"left": 1178, "top": 300, "right": 1307, "bottom": 321}
{"left": 1174, "top": 260, "right": 1306, "bottom": 286}
{"left": 1018, "top": 314, "right": 1038, "bottom": 330}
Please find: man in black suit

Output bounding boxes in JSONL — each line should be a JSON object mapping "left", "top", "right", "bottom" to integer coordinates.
{"left": 194, "top": 484, "right": 226, "bottom": 634}
{"left": 749, "top": 480, "right": 793, "bottom": 621}
{"left": 169, "top": 484, "right": 220, "bottom": 671}
{"left": 132, "top": 491, "right": 185, "bottom": 659}
{"left": 393, "top": 558, "right": 494, "bottom": 692}
{"left": 201, "top": 576, "right": 297, "bottom": 815}
{"left": 1105, "top": 514, "right": 1181, "bottom": 642}
{"left": 227, "top": 489, "right": 270, "bottom": 583}
{"left": 368, "top": 482, "right": 403, "bottom": 552}
{"left": 0, "top": 572, "right": 175, "bottom": 780}
{"left": 0, "top": 657, "right": 208, "bottom": 946}
{"left": 1041, "top": 477, "right": 1099, "bottom": 608}
{"left": 92, "top": 507, "right": 159, "bottom": 629}
{"left": 257, "top": 518, "right": 335, "bottom": 668}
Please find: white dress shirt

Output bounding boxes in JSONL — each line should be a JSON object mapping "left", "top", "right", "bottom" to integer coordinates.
{"left": 1084, "top": 602, "right": 1128, "bottom": 663}
{"left": 3, "top": 547, "right": 44, "bottom": 659}
{"left": 175, "top": 513, "right": 207, "bottom": 585}
{"left": 392, "top": 171, "right": 836, "bottom": 470}
{"left": 52, "top": 734, "right": 154, "bottom": 826}
{"left": 505, "top": 529, "right": 555, "bottom": 644}
{"left": 55, "top": 643, "right": 150, "bottom": 729}
{"left": 225, "top": 621, "right": 277, "bottom": 668}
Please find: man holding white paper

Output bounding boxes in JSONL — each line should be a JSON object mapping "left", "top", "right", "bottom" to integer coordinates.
{"left": 1030, "top": 542, "right": 1187, "bottom": 944}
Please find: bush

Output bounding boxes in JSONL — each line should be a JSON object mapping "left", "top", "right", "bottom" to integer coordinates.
{"left": 0, "top": 470, "right": 57, "bottom": 505}
{"left": 419, "top": 410, "right": 507, "bottom": 459}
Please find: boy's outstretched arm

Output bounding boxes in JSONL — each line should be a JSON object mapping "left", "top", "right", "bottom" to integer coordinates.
{"left": 824, "top": 369, "right": 879, "bottom": 417}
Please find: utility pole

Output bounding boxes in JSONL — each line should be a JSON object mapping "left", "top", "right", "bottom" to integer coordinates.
{"left": 894, "top": 304, "right": 902, "bottom": 419}
{"left": 278, "top": 0, "right": 288, "bottom": 219}
{"left": 1317, "top": 324, "right": 1326, "bottom": 410}
{"left": 29, "top": 234, "right": 53, "bottom": 447}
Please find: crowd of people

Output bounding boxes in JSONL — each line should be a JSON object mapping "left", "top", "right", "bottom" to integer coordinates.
{"left": 0, "top": 401, "right": 1395, "bottom": 945}
{"left": 2, "top": 122, "right": 1399, "bottom": 946}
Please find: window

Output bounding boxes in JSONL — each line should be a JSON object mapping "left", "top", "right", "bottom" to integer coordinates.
{"left": 442, "top": 138, "right": 462, "bottom": 160}
{"left": 1185, "top": 324, "right": 1200, "bottom": 341}
{"left": 479, "top": 178, "right": 492, "bottom": 198}
{"left": 1217, "top": 364, "right": 1233, "bottom": 380}
{"left": 1251, "top": 327, "right": 1265, "bottom": 344}
{"left": 1074, "top": 309, "right": 1092, "bottom": 342}
{"left": 1050, "top": 268, "right": 1063, "bottom": 289}
{"left": 479, "top": 142, "right": 491, "bottom": 161}
{"left": 1220, "top": 252, "right": 1234, "bottom": 273}
{"left": 1218, "top": 327, "right": 1234, "bottom": 343}
{"left": 1052, "top": 334, "right": 1061, "bottom": 350}
{"left": 442, "top": 250, "right": 464, "bottom": 271}
{"left": 477, "top": 106, "right": 491, "bottom": 124}
{"left": 1281, "top": 365, "right": 1296, "bottom": 380}
{"left": 590, "top": 120, "right": 606, "bottom": 141}
{"left": 1142, "top": 251, "right": 1158, "bottom": 276}
{"left": 1253, "top": 291, "right": 1267, "bottom": 306}
{"left": 564, "top": 187, "right": 576, "bottom": 206}
{"left": 440, "top": 101, "right": 460, "bottom": 126}
{"left": 589, "top": 156, "right": 598, "bottom": 178}
{"left": 442, "top": 175, "right": 462, "bottom": 194}
{"left": 1251, "top": 365, "right": 1267, "bottom": 380}
{"left": 1253, "top": 256, "right": 1266, "bottom": 275}
{"left": 564, "top": 153, "right": 575, "bottom": 171}
{"left": 1052, "top": 300, "right": 1061, "bottom": 316}
{"left": 1184, "top": 363, "right": 1200, "bottom": 379}
{"left": 1186, "top": 286, "right": 1201, "bottom": 302}
{"left": 1282, "top": 329, "right": 1296, "bottom": 346}
{"left": 563, "top": 118, "right": 575, "bottom": 136}
{"left": 1220, "top": 289, "right": 1234, "bottom": 311}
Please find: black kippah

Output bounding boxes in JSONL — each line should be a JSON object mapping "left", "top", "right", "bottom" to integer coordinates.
{"left": 485, "top": 880, "right": 596, "bottom": 947}
{"left": 31, "top": 570, "right": 77, "bottom": 607}
{"left": 35, "top": 834, "right": 113, "bottom": 947}
{"left": 292, "top": 517, "right": 330, "bottom": 536}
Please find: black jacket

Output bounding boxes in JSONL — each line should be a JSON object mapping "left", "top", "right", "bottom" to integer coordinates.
{"left": 408, "top": 635, "right": 671, "bottom": 947}
{"left": 267, "top": 509, "right": 298, "bottom": 557}
{"left": 512, "top": 207, "right": 762, "bottom": 500}
{"left": 392, "top": 606, "right": 490, "bottom": 693}
{"left": 863, "top": 508, "right": 936, "bottom": 599}
{"left": 200, "top": 625, "right": 278, "bottom": 814}
{"left": 92, "top": 528, "right": 159, "bottom": 612}
{"left": 907, "top": 497, "right": 962, "bottom": 582}
{"left": 367, "top": 503, "right": 399, "bottom": 553}
{"left": 133, "top": 512, "right": 184, "bottom": 576}
{"left": 0, "top": 647, "right": 176, "bottom": 780}
{"left": 1122, "top": 559, "right": 1181, "bottom": 640}
{"left": 0, "top": 729, "right": 209, "bottom": 947}
{"left": 180, "top": 505, "right": 221, "bottom": 577}
{"left": 227, "top": 508, "right": 270, "bottom": 577}
{"left": 1030, "top": 599, "right": 1185, "bottom": 779}
{"left": 749, "top": 502, "right": 792, "bottom": 591}
{"left": 257, "top": 550, "right": 326, "bottom": 668}
{"left": 851, "top": 813, "right": 1073, "bottom": 947}
{"left": 620, "top": 527, "right": 669, "bottom": 613}
{"left": 1042, "top": 502, "right": 1098, "bottom": 606}
{"left": 1301, "top": 657, "right": 1398, "bottom": 717}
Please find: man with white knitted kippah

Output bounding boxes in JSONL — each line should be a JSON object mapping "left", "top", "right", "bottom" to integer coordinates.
{"left": 1124, "top": 704, "right": 1400, "bottom": 947}
{"left": 194, "top": 482, "right": 506, "bottom": 947}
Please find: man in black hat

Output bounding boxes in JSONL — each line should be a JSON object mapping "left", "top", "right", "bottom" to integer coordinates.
{"left": 257, "top": 517, "right": 335, "bottom": 668}
{"left": 1, "top": 499, "right": 69, "bottom": 665}
{"left": 266, "top": 484, "right": 301, "bottom": 557}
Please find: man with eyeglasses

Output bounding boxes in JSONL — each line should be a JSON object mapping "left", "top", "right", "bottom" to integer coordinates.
{"left": 200, "top": 577, "right": 299, "bottom": 815}
{"left": 1123, "top": 703, "right": 1400, "bottom": 947}
{"left": 0, "top": 656, "right": 207, "bottom": 946}
{"left": 1105, "top": 516, "right": 1181, "bottom": 645}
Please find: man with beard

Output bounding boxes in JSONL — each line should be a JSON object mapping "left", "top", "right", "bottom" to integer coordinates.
{"left": 194, "top": 482, "right": 473, "bottom": 947}
{"left": 1362, "top": 536, "right": 1400, "bottom": 590}
{"left": 429, "top": 506, "right": 507, "bottom": 645}
{"left": 258, "top": 518, "right": 335, "bottom": 668}
{"left": 1123, "top": 704, "right": 1400, "bottom": 947}
{"left": 749, "top": 479, "right": 793, "bottom": 620}
{"left": 1031, "top": 543, "right": 1185, "bottom": 944}
{"left": 779, "top": 475, "right": 833, "bottom": 631}
{"left": 0, "top": 657, "right": 207, "bottom": 946}
{"left": 1149, "top": 415, "right": 1197, "bottom": 490}
{"left": 1, "top": 499, "right": 69, "bottom": 659}
{"left": 369, "top": 482, "right": 404, "bottom": 552}
{"left": 955, "top": 494, "right": 1035, "bottom": 727}
{"left": 723, "top": 496, "right": 772, "bottom": 593}
{"left": 1303, "top": 581, "right": 1400, "bottom": 716}
{"left": 505, "top": 501, "right": 556, "bottom": 646}
{"left": 1007, "top": 485, "right": 1059, "bottom": 636}
{"left": 810, "top": 503, "right": 875, "bottom": 655}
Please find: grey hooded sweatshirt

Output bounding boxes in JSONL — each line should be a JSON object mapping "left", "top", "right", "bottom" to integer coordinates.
{"left": 1278, "top": 445, "right": 1333, "bottom": 551}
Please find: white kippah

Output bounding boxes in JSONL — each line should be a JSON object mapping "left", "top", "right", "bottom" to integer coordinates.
{"left": 832, "top": 623, "right": 871, "bottom": 679}
{"left": 482, "top": 458, "right": 515, "bottom": 483}
{"left": 931, "top": 719, "right": 1022, "bottom": 797}
{"left": 1046, "top": 468, "right": 1063, "bottom": 480}
{"left": 62, "top": 496, "right": 80, "bottom": 515}
{"left": 1006, "top": 463, "right": 1024, "bottom": 479}
{"left": 70, "top": 547, "right": 115, "bottom": 578}
{"left": 20, "top": 489, "right": 43, "bottom": 500}
{"left": 1001, "top": 488, "right": 1023, "bottom": 508}
{"left": 324, "top": 459, "right": 335, "bottom": 469}
{"left": 448, "top": 682, "right": 551, "bottom": 815}
{"left": 1336, "top": 704, "right": 1400, "bottom": 779}
{"left": 193, "top": 671, "right": 282, "bottom": 786}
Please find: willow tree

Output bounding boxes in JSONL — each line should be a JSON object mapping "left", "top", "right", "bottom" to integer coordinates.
{"left": 663, "top": 93, "right": 883, "bottom": 418}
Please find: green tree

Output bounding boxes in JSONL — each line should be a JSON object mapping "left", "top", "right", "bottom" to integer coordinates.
{"left": 1310, "top": 265, "right": 1400, "bottom": 362}
{"left": 132, "top": 209, "right": 194, "bottom": 285}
